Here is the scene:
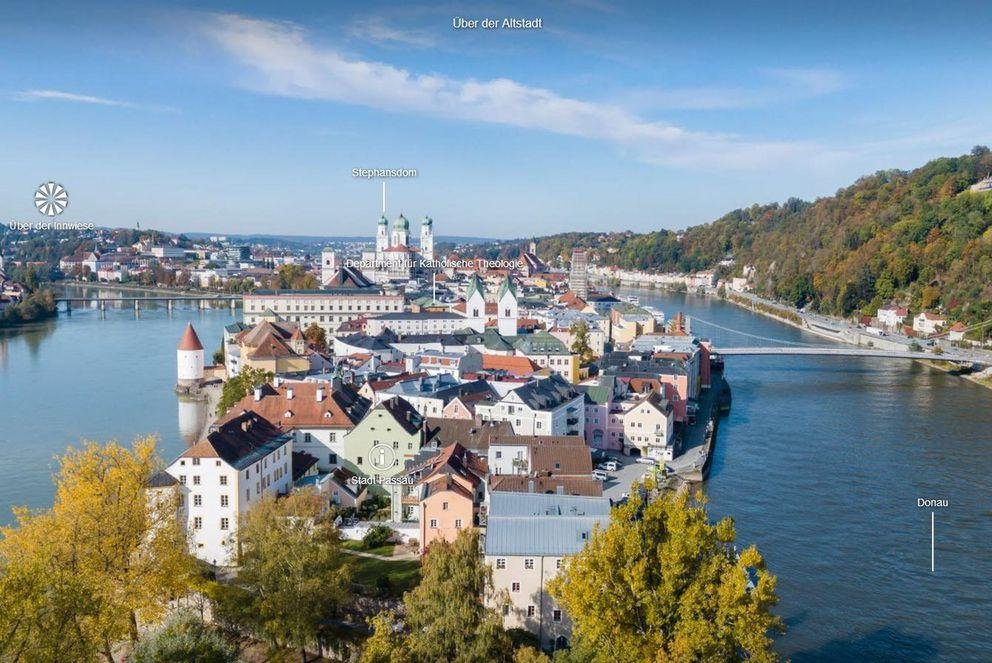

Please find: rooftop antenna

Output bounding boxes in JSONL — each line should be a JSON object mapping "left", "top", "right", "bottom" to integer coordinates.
{"left": 381, "top": 182, "right": 387, "bottom": 215}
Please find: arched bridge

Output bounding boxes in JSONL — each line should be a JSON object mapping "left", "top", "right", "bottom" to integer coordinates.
{"left": 718, "top": 346, "right": 989, "bottom": 365}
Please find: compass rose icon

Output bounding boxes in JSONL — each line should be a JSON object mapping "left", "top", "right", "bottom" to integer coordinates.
{"left": 34, "top": 182, "right": 69, "bottom": 217}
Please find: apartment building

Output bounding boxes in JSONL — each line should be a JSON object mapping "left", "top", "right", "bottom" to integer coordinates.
{"left": 475, "top": 375, "right": 585, "bottom": 437}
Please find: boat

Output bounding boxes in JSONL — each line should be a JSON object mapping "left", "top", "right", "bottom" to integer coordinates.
{"left": 622, "top": 295, "right": 640, "bottom": 305}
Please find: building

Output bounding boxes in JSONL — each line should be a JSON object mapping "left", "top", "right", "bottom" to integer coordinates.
{"left": 423, "top": 418, "right": 514, "bottom": 454}
{"left": 365, "top": 311, "right": 470, "bottom": 337}
{"left": 513, "top": 331, "right": 580, "bottom": 383}
{"left": 176, "top": 323, "right": 205, "bottom": 390}
{"left": 877, "top": 306, "right": 909, "bottom": 330}
{"left": 219, "top": 380, "right": 371, "bottom": 472}
{"left": 497, "top": 276, "right": 519, "bottom": 336}
{"left": 620, "top": 391, "right": 675, "bottom": 461}
{"left": 485, "top": 492, "right": 611, "bottom": 651}
{"left": 341, "top": 397, "right": 427, "bottom": 486}
{"left": 486, "top": 434, "right": 592, "bottom": 477}
{"left": 947, "top": 321, "right": 968, "bottom": 341}
{"left": 231, "top": 317, "right": 311, "bottom": 377}
{"left": 569, "top": 249, "right": 589, "bottom": 299}
{"left": 163, "top": 411, "right": 294, "bottom": 566}
{"left": 360, "top": 214, "right": 435, "bottom": 283}
{"left": 475, "top": 375, "right": 584, "bottom": 437}
{"left": 244, "top": 286, "right": 404, "bottom": 337}
{"left": 913, "top": 311, "right": 947, "bottom": 336}
{"left": 391, "top": 443, "right": 488, "bottom": 550}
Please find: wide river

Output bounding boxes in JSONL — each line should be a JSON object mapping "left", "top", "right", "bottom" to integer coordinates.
{"left": 1, "top": 284, "right": 990, "bottom": 660}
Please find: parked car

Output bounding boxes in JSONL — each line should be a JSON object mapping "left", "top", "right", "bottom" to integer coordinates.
{"left": 635, "top": 456, "right": 657, "bottom": 465}
{"left": 592, "top": 469, "right": 608, "bottom": 481}
{"left": 603, "top": 460, "right": 619, "bottom": 472}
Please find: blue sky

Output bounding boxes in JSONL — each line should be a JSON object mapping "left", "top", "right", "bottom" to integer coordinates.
{"left": 1, "top": 0, "right": 990, "bottom": 238}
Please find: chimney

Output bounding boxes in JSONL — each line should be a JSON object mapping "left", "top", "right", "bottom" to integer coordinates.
{"left": 557, "top": 484, "right": 564, "bottom": 495}
{"left": 274, "top": 376, "right": 282, "bottom": 388}
{"left": 527, "top": 479, "right": 535, "bottom": 493}
{"left": 286, "top": 387, "right": 294, "bottom": 400}
{"left": 405, "top": 355, "right": 420, "bottom": 373}
{"left": 316, "top": 387, "right": 325, "bottom": 402}
{"left": 253, "top": 387, "right": 262, "bottom": 401}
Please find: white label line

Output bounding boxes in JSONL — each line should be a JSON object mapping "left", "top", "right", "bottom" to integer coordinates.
{"left": 931, "top": 511, "right": 935, "bottom": 573}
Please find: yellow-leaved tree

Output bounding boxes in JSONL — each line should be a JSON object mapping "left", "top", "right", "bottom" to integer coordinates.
{"left": 0, "top": 436, "right": 195, "bottom": 663}
{"left": 549, "top": 487, "right": 784, "bottom": 663}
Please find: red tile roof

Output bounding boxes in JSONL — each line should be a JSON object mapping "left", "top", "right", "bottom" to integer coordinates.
{"left": 178, "top": 323, "right": 204, "bottom": 351}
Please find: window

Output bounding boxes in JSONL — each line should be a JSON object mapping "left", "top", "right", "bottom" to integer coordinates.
{"left": 220, "top": 518, "right": 229, "bottom": 530}
{"left": 393, "top": 441, "right": 399, "bottom": 450}
{"left": 220, "top": 495, "right": 228, "bottom": 507}
{"left": 193, "top": 494, "right": 202, "bottom": 507}
{"left": 192, "top": 458, "right": 200, "bottom": 466}
{"left": 357, "top": 456, "right": 363, "bottom": 466}
{"left": 178, "top": 475, "right": 186, "bottom": 485}
{"left": 495, "top": 451, "right": 502, "bottom": 459}
{"left": 527, "top": 605, "right": 535, "bottom": 617}
{"left": 329, "top": 453, "right": 337, "bottom": 464}
{"left": 496, "top": 558, "right": 506, "bottom": 569}
{"left": 193, "top": 517, "right": 202, "bottom": 529}
{"left": 502, "top": 605, "right": 509, "bottom": 616}
{"left": 192, "top": 475, "right": 201, "bottom": 486}
{"left": 524, "top": 558, "right": 534, "bottom": 569}
{"left": 442, "top": 501, "right": 449, "bottom": 511}
{"left": 215, "top": 460, "right": 221, "bottom": 466}
{"left": 430, "top": 519, "right": 438, "bottom": 528}
{"left": 454, "top": 519, "right": 462, "bottom": 528}
{"left": 553, "top": 609, "right": 562, "bottom": 622}
{"left": 511, "top": 582, "right": 520, "bottom": 592}
{"left": 556, "top": 558, "right": 563, "bottom": 569}
{"left": 219, "top": 475, "right": 227, "bottom": 485}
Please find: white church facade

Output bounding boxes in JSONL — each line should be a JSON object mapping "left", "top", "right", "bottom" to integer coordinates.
{"left": 358, "top": 214, "right": 436, "bottom": 283}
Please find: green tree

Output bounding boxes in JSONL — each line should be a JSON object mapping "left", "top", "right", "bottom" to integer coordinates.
{"left": 569, "top": 320, "right": 595, "bottom": 364}
{"left": 211, "top": 492, "right": 352, "bottom": 662}
{"left": 361, "top": 529, "right": 512, "bottom": 663}
{"left": 133, "top": 609, "right": 237, "bottom": 663}
{"left": 0, "top": 437, "right": 195, "bottom": 663}
{"left": 215, "top": 365, "right": 273, "bottom": 416}
{"left": 304, "top": 322, "right": 328, "bottom": 352}
{"left": 549, "top": 488, "right": 784, "bottom": 663}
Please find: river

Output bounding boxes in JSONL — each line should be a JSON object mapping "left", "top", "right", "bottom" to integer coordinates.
{"left": 1, "top": 284, "right": 990, "bottom": 660}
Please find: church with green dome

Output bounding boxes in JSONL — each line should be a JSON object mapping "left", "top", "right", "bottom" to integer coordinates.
{"left": 360, "top": 212, "right": 436, "bottom": 283}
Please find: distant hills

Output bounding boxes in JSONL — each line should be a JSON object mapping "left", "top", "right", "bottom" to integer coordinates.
{"left": 181, "top": 232, "right": 497, "bottom": 248}
{"left": 476, "top": 147, "right": 992, "bottom": 326}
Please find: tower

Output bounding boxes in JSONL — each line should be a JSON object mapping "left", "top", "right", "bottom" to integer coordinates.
{"left": 569, "top": 248, "right": 589, "bottom": 299}
{"left": 497, "top": 276, "right": 518, "bottom": 336}
{"left": 420, "top": 216, "right": 434, "bottom": 262}
{"left": 376, "top": 215, "right": 389, "bottom": 254}
{"left": 465, "top": 274, "right": 487, "bottom": 333}
{"left": 392, "top": 214, "right": 410, "bottom": 247}
{"left": 321, "top": 248, "right": 337, "bottom": 285}
{"left": 177, "top": 322, "right": 205, "bottom": 389}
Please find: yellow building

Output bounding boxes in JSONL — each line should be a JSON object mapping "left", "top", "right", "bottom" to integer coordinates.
{"left": 234, "top": 318, "right": 311, "bottom": 376}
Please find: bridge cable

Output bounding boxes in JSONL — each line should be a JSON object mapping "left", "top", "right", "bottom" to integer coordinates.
{"left": 687, "top": 315, "right": 818, "bottom": 347}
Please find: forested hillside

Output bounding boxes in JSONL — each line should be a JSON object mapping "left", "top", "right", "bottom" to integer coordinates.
{"left": 481, "top": 147, "right": 992, "bottom": 324}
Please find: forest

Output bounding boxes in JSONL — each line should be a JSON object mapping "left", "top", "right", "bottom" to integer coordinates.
{"left": 474, "top": 147, "right": 992, "bottom": 324}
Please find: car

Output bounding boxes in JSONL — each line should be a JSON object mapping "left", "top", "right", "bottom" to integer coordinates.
{"left": 603, "top": 460, "right": 619, "bottom": 472}
{"left": 591, "top": 469, "right": 608, "bottom": 481}
{"left": 635, "top": 456, "right": 657, "bottom": 465}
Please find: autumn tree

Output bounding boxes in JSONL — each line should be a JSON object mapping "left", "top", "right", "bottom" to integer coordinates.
{"left": 361, "top": 529, "right": 512, "bottom": 663}
{"left": 216, "top": 365, "right": 273, "bottom": 416}
{"left": 304, "top": 322, "right": 328, "bottom": 352}
{"left": 549, "top": 488, "right": 784, "bottom": 663}
{"left": 210, "top": 492, "right": 352, "bottom": 662}
{"left": 569, "top": 321, "right": 596, "bottom": 364}
{"left": 0, "top": 437, "right": 195, "bottom": 663}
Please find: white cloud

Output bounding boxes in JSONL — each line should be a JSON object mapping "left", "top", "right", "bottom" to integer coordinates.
{"left": 347, "top": 16, "right": 437, "bottom": 48}
{"left": 196, "top": 12, "right": 813, "bottom": 169}
{"left": 12, "top": 89, "right": 177, "bottom": 112}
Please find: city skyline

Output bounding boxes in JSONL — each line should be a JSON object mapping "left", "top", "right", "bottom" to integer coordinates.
{"left": 2, "top": 0, "right": 991, "bottom": 237}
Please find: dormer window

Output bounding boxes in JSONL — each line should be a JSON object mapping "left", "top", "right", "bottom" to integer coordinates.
{"left": 284, "top": 410, "right": 293, "bottom": 418}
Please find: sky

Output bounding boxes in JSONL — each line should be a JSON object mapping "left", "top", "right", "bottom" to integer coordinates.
{"left": 1, "top": 0, "right": 990, "bottom": 239}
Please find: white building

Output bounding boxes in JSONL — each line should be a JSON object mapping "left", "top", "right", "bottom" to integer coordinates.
{"left": 497, "top": 276, "right": 519, "bottom": 337}
{"left": 485, "top": 492, "right": 612, "bottom": 651}
{"left": 913, "top": 311, "right": 947, "bottom": 335}
{"left": 218, "top": 380, "right": 371, "bottom": 472}
{"left": 475, "top": 375, "right": 584, "bottom": 437}
{"left": 365, "top": 311, "right": 468, "bottom": 336}
{"left": 877, "top": 306, "right": 908, "bottom": 330}
{"left": 164, "top": 411, "right": 294, "bottom": 566}
{"left": 360, "top": 214, "right": 435, "bottom": 283}
{"left": 177, "top": 323, "right": 205, "bottom": 388}
{"left": 244, "top": 288, "right": 404, "bottom": 336}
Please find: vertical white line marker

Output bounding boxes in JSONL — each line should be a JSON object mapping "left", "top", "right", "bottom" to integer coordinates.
{"left": 931, "top": 511, "right": 935, "bottom": 573}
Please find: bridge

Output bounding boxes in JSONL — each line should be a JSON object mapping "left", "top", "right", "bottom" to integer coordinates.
{"left": 56, "top": 295, "right": 242, "bottom": 311}
{"left": 718, "top": 346, "right": 988, "bottom": 365}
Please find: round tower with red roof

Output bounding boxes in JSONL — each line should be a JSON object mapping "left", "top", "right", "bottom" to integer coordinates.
{"left": 177, "top": 322, "right": 205, "bottom": 389}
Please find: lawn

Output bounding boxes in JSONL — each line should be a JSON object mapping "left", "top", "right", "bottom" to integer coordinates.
{"left": 341, "top": 540, "right": 396, "bottom": 557}
{"left": 348, "top": 554, "right": 422, "bottom": 597}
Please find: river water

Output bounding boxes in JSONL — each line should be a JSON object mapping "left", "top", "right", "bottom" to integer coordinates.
{"left": 1, "top": 284, "right": 989, "bottom": 660}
